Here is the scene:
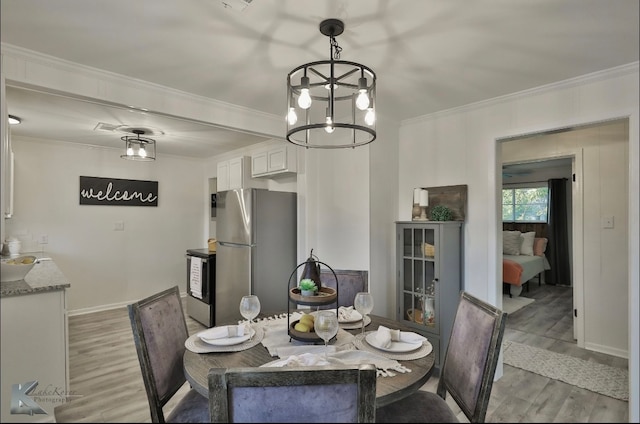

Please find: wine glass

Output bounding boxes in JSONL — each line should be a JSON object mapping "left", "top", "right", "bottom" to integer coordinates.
{"left": 315, "top": 310, "right": 339, "bottom": 360}
{"left": 354, "top": 292, "right": 374, "bottom": 336}
{"left": 239, "top": 295, "right": 261, "bottom": 339}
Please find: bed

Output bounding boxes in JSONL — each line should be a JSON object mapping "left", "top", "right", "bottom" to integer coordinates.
{"left": 502, "top": 231, "right": 551, "bottom": 297}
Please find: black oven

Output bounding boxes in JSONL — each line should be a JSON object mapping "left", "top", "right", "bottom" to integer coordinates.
{"left": 186, "top": 248, "right": 216, "bottom": 327}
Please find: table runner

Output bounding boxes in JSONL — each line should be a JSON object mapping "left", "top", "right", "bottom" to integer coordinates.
{"left": 261, "top": 350, "right": 412, "bottom": 377}
{"left": 259, "top": 312, "right": 355, "bottom": 357}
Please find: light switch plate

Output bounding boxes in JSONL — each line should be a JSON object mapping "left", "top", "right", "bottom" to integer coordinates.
{"left": 114, "top": 221, "right": 125, "bottom": 231}
{"left": 602, "top": 216, "right": 614, "bottom": 229}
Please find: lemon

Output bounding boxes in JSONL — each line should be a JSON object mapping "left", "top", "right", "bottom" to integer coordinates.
{"left": 294, "top": 322, "right": 311, "bottom": 332}
{"left": 299, "top": 314, "right": 314, "bottom": 326}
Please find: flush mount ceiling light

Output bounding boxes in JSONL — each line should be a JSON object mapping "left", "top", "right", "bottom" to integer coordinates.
{"left": 286, "top": 18, "right": 376, "bottom": 149}
{"left": 8, "top": 115, "right": 22, "bottom": 125}
{"left": 120, "top": 129, "right": 156, "bottom": 161}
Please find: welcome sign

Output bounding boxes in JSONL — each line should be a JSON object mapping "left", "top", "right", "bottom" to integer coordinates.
{"left": 79, "top": 176, "right": 158, "bottom": 206}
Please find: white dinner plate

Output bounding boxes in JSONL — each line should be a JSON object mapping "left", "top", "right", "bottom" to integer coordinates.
{"left": 311, "top": 309, "right": 363, "bottom": 323}
{"left": 365, "top": 332, "right": 423, "bottom": 353}
{"left": 199, "top": 328, "right": 255, "bottom": 346}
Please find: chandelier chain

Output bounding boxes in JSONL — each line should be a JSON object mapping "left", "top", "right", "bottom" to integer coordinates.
{"left": 330, "top": 35, "right": 342, "bottom": 60}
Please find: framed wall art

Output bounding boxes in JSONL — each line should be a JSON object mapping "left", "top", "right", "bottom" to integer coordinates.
{"left": 411, "top": 184, "right": 467, "bottom": 221}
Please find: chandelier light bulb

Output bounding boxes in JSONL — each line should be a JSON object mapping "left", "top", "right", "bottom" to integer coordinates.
{"left": 287, "top": 107, "right": 298, "bottom": 125}
{"left": 356, "top": 90, "right": 370, "bottom": 110}
{"left": 126, "top": 143, "right": 134, "bottom": 156}
{"left": 325, "top": 115, "right": 334, "bottom": 133}
{"left": 298, "top": 88, "right": 312, "bottom": 109}
{"left": 139, "top": 144, "right": 147, "bottom": 158}
{"left": 364, "top": 108, "right": 376, "bottom": 126}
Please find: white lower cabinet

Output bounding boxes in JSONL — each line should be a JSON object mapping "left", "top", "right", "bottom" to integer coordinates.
{"left": 1, "top": 289, "right": 68, "bottom": 423}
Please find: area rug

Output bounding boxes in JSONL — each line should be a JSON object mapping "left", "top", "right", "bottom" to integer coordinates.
{"left": 503, "top": 340, "right": 628, "bottom": 401}
{"left": 502, "top": 295, "right": 535, "bottom": 314}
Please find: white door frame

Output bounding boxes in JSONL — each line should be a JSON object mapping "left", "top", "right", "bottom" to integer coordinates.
{"left": 498, "top": 147, "right": 585, "bottom": 347}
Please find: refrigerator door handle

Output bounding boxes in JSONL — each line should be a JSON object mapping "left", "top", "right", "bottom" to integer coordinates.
{"left": 218, "top": 241, "right": 256, "bottom": 248}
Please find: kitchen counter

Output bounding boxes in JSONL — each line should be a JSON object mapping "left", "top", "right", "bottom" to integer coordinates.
{"left": 1, "top": 252, "right": 70, "bottom": 421}
{"left": 0, "top": 252, "right": 70, "bottom": 298}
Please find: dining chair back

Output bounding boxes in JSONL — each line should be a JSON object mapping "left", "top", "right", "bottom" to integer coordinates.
{"left": 128, "top": 285, "right": 209, "bottom": 423}
{"left": 376, "top": 290, "right": 507, "bottom": 423}
{"left": 208, "top": 364, "right": 377, "bottom": 422}
{"left": 319, "top": 269, "right": 368, "bottom": 308}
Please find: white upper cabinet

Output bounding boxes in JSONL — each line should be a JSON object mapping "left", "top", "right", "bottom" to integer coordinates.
{"left": 217, "top": 160, "right": 231, "bottom": 191}
{"left": 251, "top": 145, "right": 297, "bottom": 178}
{"left": 217, "top": 156, "right": 266, "bottom": 191}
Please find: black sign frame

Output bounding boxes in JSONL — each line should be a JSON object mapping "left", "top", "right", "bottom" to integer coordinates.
{"left": 79, "top": 176, "right": 158, "bottom": 207}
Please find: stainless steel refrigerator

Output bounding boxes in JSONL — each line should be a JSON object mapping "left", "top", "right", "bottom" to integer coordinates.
{"left": 215, "top": 188, "right": 297, "bottom": 323}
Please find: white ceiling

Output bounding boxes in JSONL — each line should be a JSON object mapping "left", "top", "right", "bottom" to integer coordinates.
{"left": 1, "top": 0, "right": 638, "bottom": 158}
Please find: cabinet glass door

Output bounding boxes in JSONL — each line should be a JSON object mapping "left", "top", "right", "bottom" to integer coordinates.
{"left": 401, "top": 226, "right": 439, "bottom": 334}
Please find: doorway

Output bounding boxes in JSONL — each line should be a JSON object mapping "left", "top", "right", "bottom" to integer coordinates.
{"left": 498, "top": 118, "right": 630, "bottom": 353}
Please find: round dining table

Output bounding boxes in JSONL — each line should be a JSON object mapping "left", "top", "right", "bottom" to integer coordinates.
{"left": 183, "top": 313, "right": 435, "bottom": 407}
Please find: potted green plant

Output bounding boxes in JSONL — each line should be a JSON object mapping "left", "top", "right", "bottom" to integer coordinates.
{"left": 299, "top": 278, "right": 318, "bottom": 296}
{"left": 430, "top": 204, "right": 453, "bottom": 221}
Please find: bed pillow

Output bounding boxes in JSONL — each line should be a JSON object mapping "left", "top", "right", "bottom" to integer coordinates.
{"left": 503, "top": 231, "right": 522, "bottom": 255}
{"left": 533, "top": 237, "right": 548, "bottom": 256}
{"left": 520, "top": 231, "right": 536, "bottom": 256}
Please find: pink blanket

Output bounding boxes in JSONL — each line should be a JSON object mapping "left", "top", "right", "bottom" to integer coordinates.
{"left": 503, "top": 258, "right": 524, "bottom": 286}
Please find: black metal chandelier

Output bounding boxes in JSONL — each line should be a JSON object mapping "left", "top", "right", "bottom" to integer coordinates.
{"left": 120, "top": 129, "right": 156, "bottom": 161}
{"left": 286, "top": 19, "right": 376, "bottom": 149}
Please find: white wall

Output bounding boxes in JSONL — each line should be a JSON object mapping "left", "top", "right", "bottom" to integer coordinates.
{"left": 398, "top": 64, "right": 639, "bottom": 420}
{"left": 5, "top": 137, "right": 205, "bottom": 313}
{"left": 369, "top": 116, "right": 400, "bottom": 318}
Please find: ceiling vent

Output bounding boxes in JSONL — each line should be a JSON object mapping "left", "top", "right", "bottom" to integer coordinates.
{"left": 220, "top": 0, "right": 253, "bottom": 12}
{"left": 94, "top": 122, "right": 165, "bottom": 136}
{"left": 94, "top": 122, "right": 120, "bottom": 132}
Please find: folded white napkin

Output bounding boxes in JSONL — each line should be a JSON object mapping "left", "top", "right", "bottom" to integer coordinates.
{"left": 338, "top": 306, "right": 353, "bottom": 321}
{"left": 263, "top": 350, "right": 411, "bottom": 377}
{"left": 279, "top": 352, "right": 331, "bottom": 367}
{"left": 374, "top": 325, "right": 426, "bottom": 348}
{"left": 198, "top": 324, "right": 246, "bottom": 341}
{"left": 338, "top": 306, "right": 362, "bottom": 322}
{"left": 275, "top": 345, "right": 337, "bottom": 358}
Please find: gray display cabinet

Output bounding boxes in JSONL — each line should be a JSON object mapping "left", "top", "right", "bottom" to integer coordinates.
{"left": 395, "top": 221, "right": 463, "bottom": 370}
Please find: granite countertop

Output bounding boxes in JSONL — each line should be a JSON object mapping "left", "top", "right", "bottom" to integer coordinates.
{"left": 1, "top": 252, "right": 70, "bottom": 298}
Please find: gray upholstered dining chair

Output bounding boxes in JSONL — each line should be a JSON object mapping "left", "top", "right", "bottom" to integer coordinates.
{"left": 319, "top": 269, "right": 369, "bottom": 308}
{"left": 208, "top": 364, "right": 377, "bottom": 422}
{"left": 376, "top": 291, "right": 507, "bottom": 423}
{"left": 128, "top": 285, "right": 209, "bottom": 423}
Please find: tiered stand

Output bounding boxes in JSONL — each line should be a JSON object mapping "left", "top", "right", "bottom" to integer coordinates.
{"left": 287, "top": 259, "right": 339, "bottom": 343}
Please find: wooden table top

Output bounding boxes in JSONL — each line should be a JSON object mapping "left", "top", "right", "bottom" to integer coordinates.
{"left": 183, "top": 314, "right": 435, "bottom": 407}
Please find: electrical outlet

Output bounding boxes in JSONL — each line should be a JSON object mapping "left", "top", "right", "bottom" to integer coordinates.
{"left": 114, "top": 221, "right": 125, "bottom": 231}
{"left": 38, "top": 234, "right": 49, "bottom": 244}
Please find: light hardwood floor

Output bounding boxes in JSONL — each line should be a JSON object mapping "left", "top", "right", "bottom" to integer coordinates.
{"left": 55, "top": 284, "right": 629, "bottom": 422}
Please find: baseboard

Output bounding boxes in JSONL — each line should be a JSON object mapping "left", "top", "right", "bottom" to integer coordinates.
{"left": 584, "top": 341, "right": 628, "bottom": 359}
{"left": 67, "top": 291, "right": 189, "bottom": 316}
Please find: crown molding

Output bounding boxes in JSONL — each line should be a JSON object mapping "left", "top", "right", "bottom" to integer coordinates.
{"left": 403, "top": 62, "right": 640, "bottom": 126}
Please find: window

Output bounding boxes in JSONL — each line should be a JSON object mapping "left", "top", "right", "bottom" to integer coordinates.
{"left": 502, "top": 186, "right": 549, "bottom": 222}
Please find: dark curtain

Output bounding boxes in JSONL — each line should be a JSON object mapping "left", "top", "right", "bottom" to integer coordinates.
{"left": 545, "top": 178, "right": 571, "bottom": 285}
